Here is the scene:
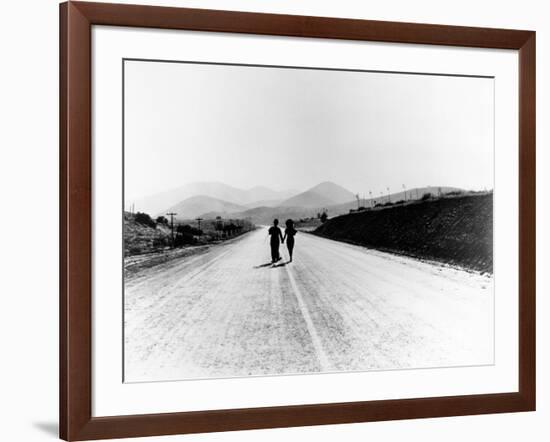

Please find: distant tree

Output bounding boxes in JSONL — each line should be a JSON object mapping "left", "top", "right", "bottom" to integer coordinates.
{"left": 173, "top": 225, "right": 197, "bottom": 246}
{"left": 421, "top": 192, "right": 432, "bottom": 201}
{"left": 156, "top": 216, "right": 168, "bottom": 225}
{"left": 174, "top": 232, "right": 195, "bottom": 246}
{"left": 134, "top": 212, "right": 156, "bottom": 229}
{"left": 444, "top": 190, "right": 463, "bottom": 197}
{"left": 177, "top": 224, "right": 202, "bottom": 236}
{"left": 177, "top": 224, "right": 189, "bottom": 233}
{"left": 320, "top": 212, "right": 328, "bottom": 223}
{"left": 223, "top": 223, "right": 240, "bottom": 236}
{"left": 317, "top": 212, "right": 321, "bottom": 219}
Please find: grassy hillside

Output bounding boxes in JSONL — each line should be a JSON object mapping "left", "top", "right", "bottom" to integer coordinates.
{"left": 124, "top": 212, "right": 171, "bottom": 256}
{"left": 124, "top": 211, "right": 256, "bottom": 258}
{"left": 328, "top": 186, "right": 463, "bottom": 214}
{"left": 313, "top": 193, "right": 493, "bottom": 273}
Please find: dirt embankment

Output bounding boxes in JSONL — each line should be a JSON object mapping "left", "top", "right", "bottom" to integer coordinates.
{"left": 125, "top": 246, "right": 213, "bottom": 278}
{"left": 124, "top": 212, "right": 171, "bottom": 256}
{"left": 124, "top": 212, "right": 259, "bottom": 276}
{"left": 313, "top": 193, "right": 493, "bottom": 273}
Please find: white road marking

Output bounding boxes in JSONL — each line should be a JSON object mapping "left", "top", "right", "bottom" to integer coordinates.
{"left": 284, "top": 262, "right": 331, "bottom": 371}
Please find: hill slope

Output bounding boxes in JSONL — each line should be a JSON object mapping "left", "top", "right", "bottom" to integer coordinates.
{"left": 329, "top": 186, "right": 463, "bottom": 214}
{"left": 242, "top": 199, "right": 284, "bottom": 208}
{"left": 280, "top": 181, "right": 355, "bottom": 207}
{"left": 314, "top": 193, "right": 493, "bottom": 273}
{"left": 124, "top": 212, "right": 171, "bottom": 256}
{"left": 245, "top": 186, "right": 298, "bottom": 204}
{"left": 133, "top": 182, "right": 297, "bottom": 215}
{"left": 163, "top": 195, "right": 247, "bottom": 220}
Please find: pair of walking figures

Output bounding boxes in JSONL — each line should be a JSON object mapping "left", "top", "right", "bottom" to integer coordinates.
{"left": 267, "top": 219, "right": 297, "bottom": 264}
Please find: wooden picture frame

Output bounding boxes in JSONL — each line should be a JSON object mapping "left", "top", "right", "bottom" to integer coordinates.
{"left": 60, "top": 1, "right": 536, "bottom": 440}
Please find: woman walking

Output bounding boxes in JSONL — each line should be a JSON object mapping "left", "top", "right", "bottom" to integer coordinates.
{"left": 283, "top": 219, "right": 297, "bottom": 262}
{"left": 268, "top": 219, "right": 284, "bottom": 263}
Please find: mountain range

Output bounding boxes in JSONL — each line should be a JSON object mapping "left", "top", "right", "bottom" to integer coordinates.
{"left": 131, "top": 181, "right": 463, "bottom": 224}
{"left": 132, "top": 182, "right": 298, "bottom": 216}
{"left": 162, "top": 195, "right": 248, "bottom": 220}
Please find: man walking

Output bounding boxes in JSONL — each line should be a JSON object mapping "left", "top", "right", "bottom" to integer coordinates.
{"left": 268, "top": 219, "right": 284, "bottom": 263}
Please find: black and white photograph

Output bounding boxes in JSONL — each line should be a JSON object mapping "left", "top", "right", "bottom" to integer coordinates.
{"left": 2, "top": 0, "right": 545, "bottom": 439}
{"left": 123, "top": 59, "right": 494, "bottom": 383}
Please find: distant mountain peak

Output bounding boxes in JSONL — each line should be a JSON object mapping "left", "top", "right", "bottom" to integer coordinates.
{"left": 308, "top": 181, "right": 351, "bottom": 192}
{"left": 315, "top": 180, "right": 338, "bottom": 186}
{"left": 280, "top": 181, "right": 355, "bottom": 208}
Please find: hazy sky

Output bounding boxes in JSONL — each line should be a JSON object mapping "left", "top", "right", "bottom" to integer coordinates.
{"left": 124, "top": 59, "right": 494, "bottom": 201}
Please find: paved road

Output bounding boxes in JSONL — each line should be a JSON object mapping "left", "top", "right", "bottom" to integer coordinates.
{"left": 124, "top": 228, "right": 494, "bottom": 382}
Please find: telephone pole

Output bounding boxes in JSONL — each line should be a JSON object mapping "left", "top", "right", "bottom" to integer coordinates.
{"left": 195, "top": 217, "right": 203, "bottom": 236}
{"left": 166, "top": 212, "right": 177, "bottom": 247}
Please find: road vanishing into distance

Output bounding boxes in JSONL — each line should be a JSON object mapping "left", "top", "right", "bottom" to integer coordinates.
{"left": 124, "top": 228, "right": 494, "bottom": 382}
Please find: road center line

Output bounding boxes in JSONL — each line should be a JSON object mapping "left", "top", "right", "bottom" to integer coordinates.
{"left": 284, "top": 264, "right": 331, "bottom": 371}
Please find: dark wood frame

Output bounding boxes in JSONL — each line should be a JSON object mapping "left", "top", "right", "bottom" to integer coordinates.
{"left": 60, "top": 1, "right": 536, "bottom": 440}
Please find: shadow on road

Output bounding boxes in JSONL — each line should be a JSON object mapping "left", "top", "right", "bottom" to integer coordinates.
{"left": 254, "top": 262, "right": 273, "bottom": 269}
{"left": 254, "top": 261, "right": 290, "bottom": 269}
